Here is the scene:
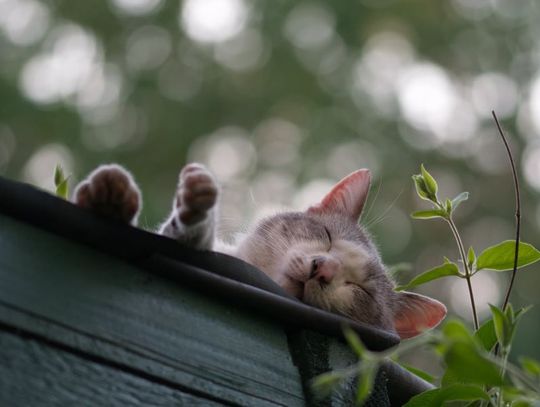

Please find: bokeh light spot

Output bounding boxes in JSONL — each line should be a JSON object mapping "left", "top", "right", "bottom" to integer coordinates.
{"left": 352, "top": 31, "right": 414, "bottom": 116}
{"left": 0, "top": 0, "right": 50, "bottom": 46}
{"left": 325, "top": 141, "right": 380, "bottom": 180}
{"left": 529, "top": 74, "right": 540, "bottom": 136}
{"left": 109, "top": 0, "right": 162, "bottom": 16}
{"left": 255, "top": 118, "right": 302, "bottom": 169}
{"left": 450, "top": 272, "right": 501, "bottom": 320}
{"left": 284, "top": 3, "right": 335, "bottom": 50}
{"left": 292, "top": 179, "right": 334, "bottom": 210}
{"left": 214, "top": 28, "right": 267, "bottom": 72}
{"left": 471, "top": 72, "right": 518, "bottom": 119}
{"left": 397, "top": 63, "right": 456, "bottom": 134}
{"left": 22, "top": 143, "right": 74, "bottom": 191}
{"left": 523, "top": 146, "right": 540, "bottom": 191}
{"left": 189, "top": 127, "right": 256, "bottom": 182}
{"left": 19, "top": 24, "right": 101, "bottom": 105}
{"left": 126, "top": 26, "right": 171, "bottom": 72}
{"left": 181, "top": 0, "right": 248, "bottom": 44}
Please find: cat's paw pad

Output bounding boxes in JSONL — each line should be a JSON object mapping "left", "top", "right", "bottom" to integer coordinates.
{"left": 74, "top": 165, "right": 141, "bottom": 224}
{"left": 176, "top": 163, "right": 218, "bottom": 225}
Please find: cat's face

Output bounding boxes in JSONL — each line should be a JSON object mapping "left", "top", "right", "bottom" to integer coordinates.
{"left": 238, "top": 169, "right": 446, "bottom": 338}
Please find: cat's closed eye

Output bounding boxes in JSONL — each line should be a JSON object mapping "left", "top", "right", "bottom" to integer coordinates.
{"left": 345, "top": 281, "right": 374, "bottom": 299}
{"left": 324, "top": 226, "right": 332, "bottom": 246}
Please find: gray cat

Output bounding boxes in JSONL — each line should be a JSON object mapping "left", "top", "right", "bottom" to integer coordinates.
{"left": 74, "top": 163, "right": 446, "bottom": 338}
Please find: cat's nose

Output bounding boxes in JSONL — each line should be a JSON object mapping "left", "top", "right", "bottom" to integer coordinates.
{"left": 310, "top": 256, "right": 338, "bottom": 284}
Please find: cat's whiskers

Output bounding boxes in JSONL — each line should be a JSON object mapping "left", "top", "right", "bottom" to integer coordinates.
{"left": 363, "top": 187, "right": 404, "bottom": 229}
{"left": 362, "top": 175, "right": 383, "bottom": 225}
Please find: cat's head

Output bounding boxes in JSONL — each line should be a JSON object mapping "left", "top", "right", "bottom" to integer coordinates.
{"left": 239, "top": 169, "right": 446, "bottom": 339}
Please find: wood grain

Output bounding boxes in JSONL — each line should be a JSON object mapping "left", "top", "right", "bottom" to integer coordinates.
{"left": 0, "top": 214, "right": 304, "bottom": 406}
{"left": 0, "top": 330, "right": 225, "bottom": 406}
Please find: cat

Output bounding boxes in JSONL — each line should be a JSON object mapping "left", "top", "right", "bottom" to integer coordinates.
{"left": 73, "top": 163, "right": 446, "bottom": 339}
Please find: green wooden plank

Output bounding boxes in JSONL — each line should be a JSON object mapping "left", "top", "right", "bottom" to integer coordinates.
{"left": 0, "top": 330, "right": 225, "bottom": 406}
{"left": 0, "top": 214, "right": 303, "bottom": 406}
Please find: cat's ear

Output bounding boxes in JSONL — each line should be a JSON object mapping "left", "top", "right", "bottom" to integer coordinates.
{"left": 307, "top": 169, "right": 371, "bottom": 220}
{"left": 393, "top": 291, "right": 447, "bottom": 339}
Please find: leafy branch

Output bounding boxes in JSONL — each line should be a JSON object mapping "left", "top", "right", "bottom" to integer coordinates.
{"left": 412, "top": 164, "right": 480, "bottom": 328}
{"left": 313, "top": 316, "right": 540, "bottom": 406}
{"left": 406, "top": 163, "right": 540, "bottom": 331}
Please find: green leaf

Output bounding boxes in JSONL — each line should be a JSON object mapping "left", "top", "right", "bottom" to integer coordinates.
{"left": 504, "top": 303, "right": 515, "bottom": 324}
{"left": 443, "top": 319, "right": 475, "bottom": 343}
{"left": 54, "top": 164, "right": 64, "bottom": 186}
{"left": 421, "top": 164, "right": 438, "bottom": 198}
{"left": 474, "top": 319, "right": 497, "bottom": 351}
{"left": 444, "top": 341, "right": 503, "bottom": 386}
{"left": 476, "top": 241, "right": 540, "bottom": 271}
{"left": 56, "top": 178, "right": 69, "bottom": 200}
{"left": 356, "top": 364, "right": 376, "bottom": 405}
{"left": 514, "top": 305, "right": 532, "bottom": 322}
{"left": 396, "top": 262, "right": 461, "bottom": 291}
{"left": 520, "top": 357, "right": 540, "bottom": 377}
{"left": 511, "top": 305, "right": 533, "bottom": 343}
{"left": 451, "top": 191, "right": 469, "bottom": 210}
{"left": 463, "top": 401, "right": 483, "bottom": 407}
{"left": 404, "top": 384, "right": 489, "bottom": 407}
{"left": 490, "top": 304, "right": 512, "bottom": 349}
{"left": 54, "top": 164, "right": 70, "bottom": 199}
{"left": 445, "top": 198, "right": 452, "bottom": 214}
{"left": 410, "top": 209, "right": 447, "bottom": 220}
{"left": 412, "top": 174, "right": 431, "bottom": 201}
{"left": 343, "top": 326, "right": 365, "bottom": 358}
{"left": 467, "top": 246, "right": 476, "bottom": 269}
{"left": 500, "top": 386, "right": 529, "bottom": 403}
{"left": 400, "top": 363, "right": 436, "bottom": 384}
{"left": 311, "top": 372, "right": 343, "bottom": 397}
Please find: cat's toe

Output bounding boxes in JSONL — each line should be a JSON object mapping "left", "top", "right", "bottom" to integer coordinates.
{"left": 74, "top": 165, "right": 141, "bottom": 224}
{"left": 74, "top": 181, "right": 93, "bottom": 210}
{"left": 176, "top": 163, "right": 218, "bottom": 225}
{"left": 180, "top": 162, "right": 208, "bottom": 176}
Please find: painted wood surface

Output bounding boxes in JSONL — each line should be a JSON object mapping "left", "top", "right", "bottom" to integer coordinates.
{"left": 0, "top": 330, "right": 225, "bottom": 406}
{"left": 0, "top": 214, "right": 304, "bottom": 406}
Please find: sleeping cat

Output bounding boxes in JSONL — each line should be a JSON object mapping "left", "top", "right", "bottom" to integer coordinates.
{"left": 73, "top": 163, "right": 446, "bottom": 339}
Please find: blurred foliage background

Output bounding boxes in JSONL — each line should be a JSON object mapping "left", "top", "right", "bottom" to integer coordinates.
{"left": 1, "top": 0, "right": 540, "bottom": 370}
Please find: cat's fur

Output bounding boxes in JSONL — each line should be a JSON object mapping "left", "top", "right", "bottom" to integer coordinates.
{"left": 73, "top": 163, "right": 446, "bottom": 338}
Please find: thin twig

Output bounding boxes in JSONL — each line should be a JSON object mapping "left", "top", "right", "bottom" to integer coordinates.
{"left": 492, "top": 111, "right": 521, "bottom": 311}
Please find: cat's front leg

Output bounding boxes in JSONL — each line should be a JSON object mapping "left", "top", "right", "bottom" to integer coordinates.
{"left": 73, "top": 164, "right": 141, "bottom": 225}
{"left": 159, "top": 163, "right": 218, "bottom": 250}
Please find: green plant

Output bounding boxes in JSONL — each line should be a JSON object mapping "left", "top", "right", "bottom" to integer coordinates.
{"left": 54, "top": 164, "right": 70, "bottom": 199}
{"left": 312, "top": 113, "right": 540, "bottom": 406}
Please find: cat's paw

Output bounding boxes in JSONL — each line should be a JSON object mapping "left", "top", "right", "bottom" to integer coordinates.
{"left": 74, "top": 164, "right": 141, "bottom": 225}
{"left": 175, "top": 163, "right": 218, "bottom": 225}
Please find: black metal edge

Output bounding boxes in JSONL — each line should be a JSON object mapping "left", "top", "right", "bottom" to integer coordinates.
{"left": 148, "top": 255, "right": 399, "bottom": 351}
{"left": 0, "top": 176, "right": 400, "bottom": 349}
